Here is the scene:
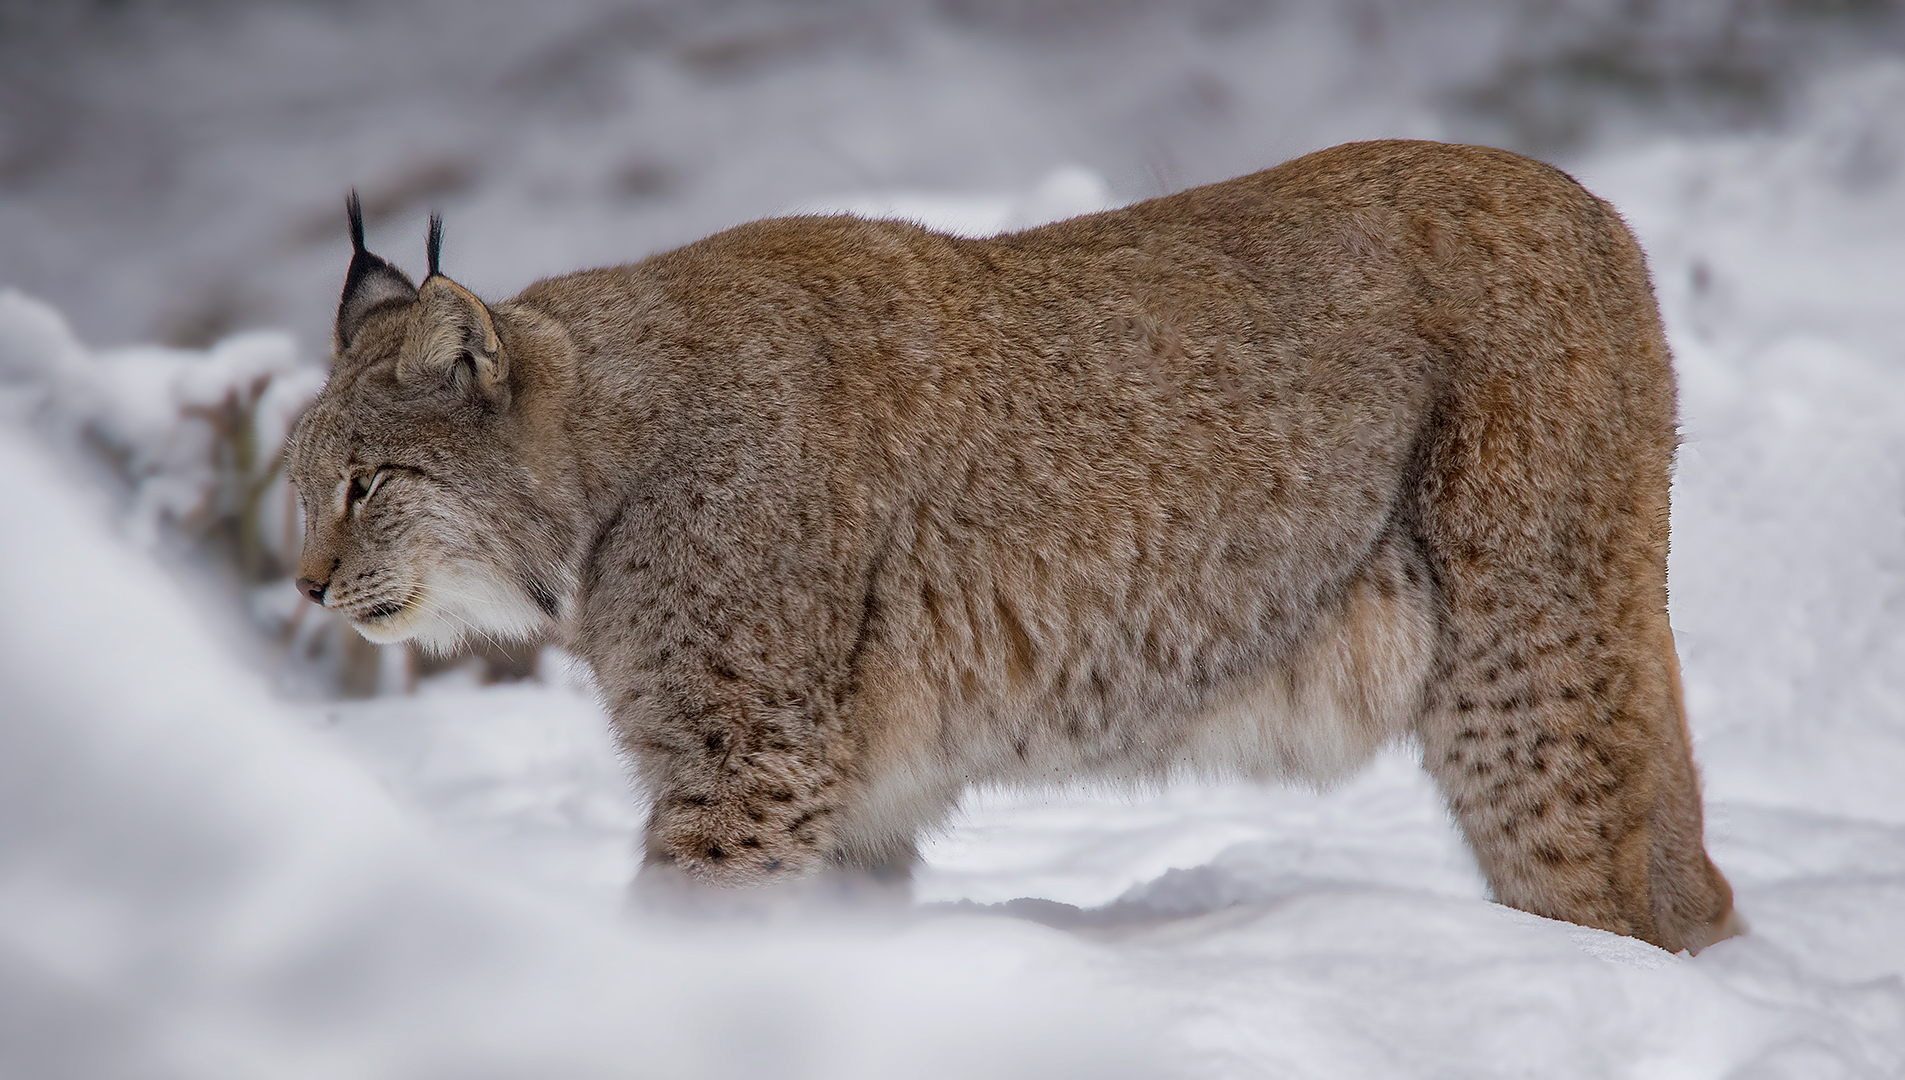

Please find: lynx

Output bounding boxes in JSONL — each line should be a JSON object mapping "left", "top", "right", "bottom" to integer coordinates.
{"left": 288, "top": 140, "right": 1740, "bottom": 953}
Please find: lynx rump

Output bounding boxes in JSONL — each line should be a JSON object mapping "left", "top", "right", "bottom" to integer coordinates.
{"left": 289, "top": 140, "right": 1739, "bottom": 953}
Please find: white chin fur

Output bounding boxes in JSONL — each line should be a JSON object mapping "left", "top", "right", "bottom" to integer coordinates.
{"left": 349, "top": 563, "right": 552, "bottom": 654}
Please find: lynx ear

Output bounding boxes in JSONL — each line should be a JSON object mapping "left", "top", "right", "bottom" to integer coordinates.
{"left": 335, "top": 191, "right": 419, "bottom": 352}
{"left": 398, "top": 275, "right": 508, "bottom": 407}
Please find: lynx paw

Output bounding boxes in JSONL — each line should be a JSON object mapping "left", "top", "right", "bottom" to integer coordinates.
{"left": 1683, "top": 907, "right": 1748, "bottom": 955}
{"left": 645, "top": 795, "right": 834, "bottom": 887}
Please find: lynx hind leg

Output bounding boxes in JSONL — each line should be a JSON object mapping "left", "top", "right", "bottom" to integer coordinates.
{"left": 1643, "top": 631, "right": 1744, "bottom": 952}
{"left": 1416, "top": 556, "right": 1737, "bottom": 953}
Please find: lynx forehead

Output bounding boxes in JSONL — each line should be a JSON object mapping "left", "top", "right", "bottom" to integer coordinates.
{"left": 288, "top": 140, "right": 1739, "bottom": 954}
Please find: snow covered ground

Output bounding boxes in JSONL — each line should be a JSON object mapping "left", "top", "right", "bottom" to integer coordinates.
{"left": 5, "top": 38, "right": 1905, "bottom": 1080}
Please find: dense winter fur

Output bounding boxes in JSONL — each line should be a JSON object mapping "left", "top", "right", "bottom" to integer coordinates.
{"left": 289, "top": 141, "right": 1739, "bottom": 953}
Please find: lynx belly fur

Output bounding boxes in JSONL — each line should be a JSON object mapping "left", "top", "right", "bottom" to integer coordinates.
{"left": 289, "top": 140, "right": 1739, "bottom": 953}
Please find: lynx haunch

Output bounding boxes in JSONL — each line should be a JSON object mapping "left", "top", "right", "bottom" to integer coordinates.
{"left": 289, "top": 140, "right": 1739, "bottom": 953}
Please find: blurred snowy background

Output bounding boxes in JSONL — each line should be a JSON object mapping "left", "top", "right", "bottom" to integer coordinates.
{"left": 3, "top": 1, "right": 1905, "bottom": 1076}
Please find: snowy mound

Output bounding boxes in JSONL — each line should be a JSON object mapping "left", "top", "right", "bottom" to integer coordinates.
{"left": 0, "top": 420, "right": 1148, "bottom": 1078}
{"left": 5, "top": 66, "right": 1905, "bottom": 1079}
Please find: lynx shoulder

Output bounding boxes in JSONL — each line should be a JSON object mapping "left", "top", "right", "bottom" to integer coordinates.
{"left": 288, "top": 140, "right": 1739, "bottom": 953}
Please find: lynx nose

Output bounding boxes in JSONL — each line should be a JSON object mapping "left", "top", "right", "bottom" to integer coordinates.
{"left": 296, "top": 577, "right": 327, "bottom": 605}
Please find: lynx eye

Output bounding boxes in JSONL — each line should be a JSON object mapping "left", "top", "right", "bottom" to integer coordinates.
{"left": 347, "top": 469, "right": 388, "bottom": 512}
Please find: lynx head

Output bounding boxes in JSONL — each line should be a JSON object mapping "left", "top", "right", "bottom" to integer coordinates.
{"left": 287, "top": 194, "right": 576, "bottom": 653}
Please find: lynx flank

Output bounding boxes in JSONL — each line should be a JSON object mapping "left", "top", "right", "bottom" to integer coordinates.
{"left": 289, "top": 140, "right": 1739, "bottom": 953}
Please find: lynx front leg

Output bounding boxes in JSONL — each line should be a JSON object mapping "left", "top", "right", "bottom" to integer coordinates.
{"left": 624, "top": 686, "right": 851, "bottom": 887}
{"left": 623, "top": 679, "right": 947, "bottom": 903}
{"left": 578, "top": 461, "right": 893, "bottom": 888}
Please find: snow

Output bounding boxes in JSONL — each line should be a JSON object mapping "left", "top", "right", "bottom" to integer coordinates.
{"left": 5, "top": 50, "right": 1905, "bottom": 1080}
{"left": 792, "top": 165, "right": 1118, "bottom": 238}
{"left": 0, "top": 290, "right": 319, "bottom": 559}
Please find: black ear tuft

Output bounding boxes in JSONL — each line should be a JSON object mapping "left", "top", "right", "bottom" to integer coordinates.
{"left": 426, "top": 212, "right": 444, "bottom": 280}
{"left": 348, "top": 189, "right": 368, "bottom": 255}
{"left": 336, "top": 191, "right": 418, "bottom": 353}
